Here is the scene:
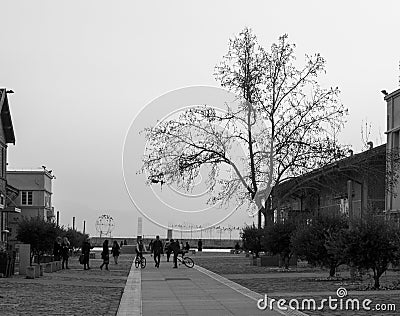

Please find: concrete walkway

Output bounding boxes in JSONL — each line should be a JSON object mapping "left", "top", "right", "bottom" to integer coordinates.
{"left": 117, "top": 255, "right": 308, "bottom": 316}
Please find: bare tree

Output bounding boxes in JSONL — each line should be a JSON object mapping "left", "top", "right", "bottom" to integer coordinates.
{"left": 141, "top": 28, "right": 348, "bottom": 228}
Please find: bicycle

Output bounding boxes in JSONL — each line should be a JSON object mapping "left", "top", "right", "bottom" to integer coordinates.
{"left": 135, "top": 255, "right": 146, "bottom": 268}
{"left": 177, "top": 254, "right": 194, "bottom": 268}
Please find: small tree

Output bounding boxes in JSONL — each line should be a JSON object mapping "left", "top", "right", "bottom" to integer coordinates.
{"left": 63, "top": 228, "right": 88, "bottom": 250}
{"left": 241, "top": 224, "right": 263, "bottom": 257}
{"left": 16, "top": 217, "right": 62, "bottom": 264}
{"left": 262, "top": 220, "right": 296, "bottom": 269}
{"left": 292, "top": 215, "right": 348, "bottom": 277}
{"left": 344, "top": 216, "right": 400, "bottom": 289}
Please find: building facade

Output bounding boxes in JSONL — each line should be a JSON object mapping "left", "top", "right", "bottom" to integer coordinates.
{"left": 385, "top": 87, "right": 400, "bottom": 223}
{"left": 0, "top": 89, "right": 17, "bottom": 247}
{"left": 271, "top": 144, "right": 386, "bottom": 222}
{"left": 6, "top": 169, "right": 55, "bottom": 246}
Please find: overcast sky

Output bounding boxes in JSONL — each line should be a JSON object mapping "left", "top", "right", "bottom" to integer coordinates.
{"left": 1, "top": 1, "right": 399, "bottom": 238}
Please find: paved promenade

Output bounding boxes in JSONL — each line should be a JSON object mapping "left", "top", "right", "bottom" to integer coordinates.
{"left": 0, "top": 252, "right": 308, "bottom": 315}
{"left": 119, "top": 254, "right": 306, "bottom": 316}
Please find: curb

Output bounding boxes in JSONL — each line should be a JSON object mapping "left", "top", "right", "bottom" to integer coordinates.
{"left": 116, "top": 260, "right": 142, "bottom": 316}
{"left": 194, "top": 265, "right": 308, "bottom": 316}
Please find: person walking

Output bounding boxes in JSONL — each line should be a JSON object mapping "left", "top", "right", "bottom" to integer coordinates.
{"left": 149, "top": 239, "right": 154, "bottom": 257}
{"left": 100, "top": 239, "right": 110, "bottom": 270}
{"left": 61, "top": 237, "right": 70, "bottom": 269}
{"left": 53, "top": 236, "right": 62, "bottom": 261}
{"left": 152, "top": 235, "right": 163, "bottom": 268}
{"left": 165, "top": 239, "right": 171, "bottom": 262}
{"left": 198, "top": 239, "right": 203, "bottom": 252}
{"left": 111, "top": 240, "right": 120, "bottom": 264}
{"left": 184, "top": 241, "right": 190, "bottom": 252}
{"left": 171, "top": 239, "right": 180, "bottom": 268}
{"left": 81, "top": 238, "right": 93, "bottom": 270}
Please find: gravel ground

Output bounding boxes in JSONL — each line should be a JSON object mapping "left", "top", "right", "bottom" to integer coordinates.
{"left": 0, "top": 254, "right": 134, "bottom": 316}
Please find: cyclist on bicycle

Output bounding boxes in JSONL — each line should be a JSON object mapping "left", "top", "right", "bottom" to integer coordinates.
{"left": 135, "top": 240, "right": 144, "bottom": 260}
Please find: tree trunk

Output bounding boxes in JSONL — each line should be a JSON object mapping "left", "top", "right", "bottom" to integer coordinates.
{"left": 373, "top": 268, "right": 385, "bottom": 289}
{"left": 329, "top": 265, "right": 336, "bottom": 278}
{"left": 373, "top": 274, "right": 380, "bottom": 289}
{"left": 263, "top": 197, "right": 274, "bottom": 227}
{"left": 258, "top": 208, "right": 262, "bottom": 229}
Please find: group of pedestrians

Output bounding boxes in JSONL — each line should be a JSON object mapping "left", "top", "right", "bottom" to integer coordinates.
{"left": 147, "top": 237, "right": 192, "bottom": 268}
{"left": 53, "top": 236, "right": 72, "bottom": 269}
{"left": 53, "top": 237, "right": 121, "bottom": 271}
{"left": 99, "top": 240, "right": 121, "bottom": 270}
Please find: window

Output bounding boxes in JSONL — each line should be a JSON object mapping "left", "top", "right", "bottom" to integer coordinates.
{"left": 340, "top": 198, "right": 349, "bottom": 216}
{"left": 21, "top": 191, "right": 33, "bottom": 205}
{"left": 0, "top": 147, "right": 3, "bottom": 178}
{"left": 44, "top": 193, "right": 51, "bottom": 208}
{"left": 393, "top": 131, "right": 400, "bottom": 150}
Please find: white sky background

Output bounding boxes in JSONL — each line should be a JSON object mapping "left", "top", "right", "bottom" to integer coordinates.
{"left": 1, "top": 0, "right": 399, "bottom": 238}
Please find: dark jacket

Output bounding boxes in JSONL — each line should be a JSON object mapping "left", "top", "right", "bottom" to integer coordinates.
{"left": 170, "top": 241, "right": 180, "bottom": 254}
{"left": 82, "top": 241, "right": 91, "bottom": 255}
{"left": 101, "top": 243, "right": 109, "bottom": 260}
{"left": 53, "top": 241, "right": 62, "bottom": 259}
{"left": 152, "top": 239, "right": 163, "bottom": 254}
{"left": 60, "top": 242, "right": 70, "bottom": 259}
{"left": 111, "top": 243, "right": 120, "bottom": 257}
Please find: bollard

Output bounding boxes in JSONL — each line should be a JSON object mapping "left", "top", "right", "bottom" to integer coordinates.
{"left": 39, "top": 264, "right": 44, "bottom": 276}
{"left": 45, "top": 263, "right": 52, "bottom": 273}
{"left": 34, "top": 265, "right": 40, "bottom": 278}
{"left": 26, "top": 266, "right": 35, "bottom": 279}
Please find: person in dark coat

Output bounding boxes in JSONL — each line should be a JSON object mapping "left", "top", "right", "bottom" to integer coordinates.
{"left": 61, "top": 237, "right": 71, "bottom": 269}
{"left": 198, "top": 239, "right": 203, "bottom": 252}
{"left": 152, "top": 235, "right": 163, "bottom": 268}
{"left": 184, "top": 242, "right": 190, "bottom": 252}
{"left": 81, "top": 238, "right": 93, "bottom": 270}
{"left": 100, "top": 239, "right": 110, "bottom": 270}
{"left": 111, "top": 241, "right": 120, "bottom": 264}
{"left": 165, "top": 239, "right": 171, "bottom": 262}
{"left": 53, "top": 236, "right": 62, "bottom": 261}
{"left": 170, "top": 239, "right": 180, "bottom": 268}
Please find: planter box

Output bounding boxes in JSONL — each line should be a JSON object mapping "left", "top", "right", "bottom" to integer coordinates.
{"left": 45, "top": 263, "right": 52, "bottom": 273}
{"left": 26, "top": 266, "right": 35, "bottom": 279}
{"left": 260, "top": 255, "right": 280, "bottom": 267}
{"left": 259, "top": 254, "right": 298, "bottom": 267}
{"left": 39, "top": 264, "right": 44, "bottom": 276}
{"left": 54, "top": 261, "right": 61, "bottom": 271}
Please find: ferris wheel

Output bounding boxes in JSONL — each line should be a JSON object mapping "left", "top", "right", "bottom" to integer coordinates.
{"left": 95, "top": 214, "right": 115, "bottom": 237}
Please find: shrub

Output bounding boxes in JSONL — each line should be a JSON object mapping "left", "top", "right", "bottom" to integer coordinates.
{"left": 292, "top": 214, "right": 348, "bottom": 277}
{"left": 241, "top": 224, "right": 263, "bottom": 257}
{"left": 262, "top": 220, "right": 297, "bottom": 269}
{"left": 343, "top": 216, "right": 400, "bottom": 289}
{"left": 16, "top": 217, "right": 62, "bottom": 264}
